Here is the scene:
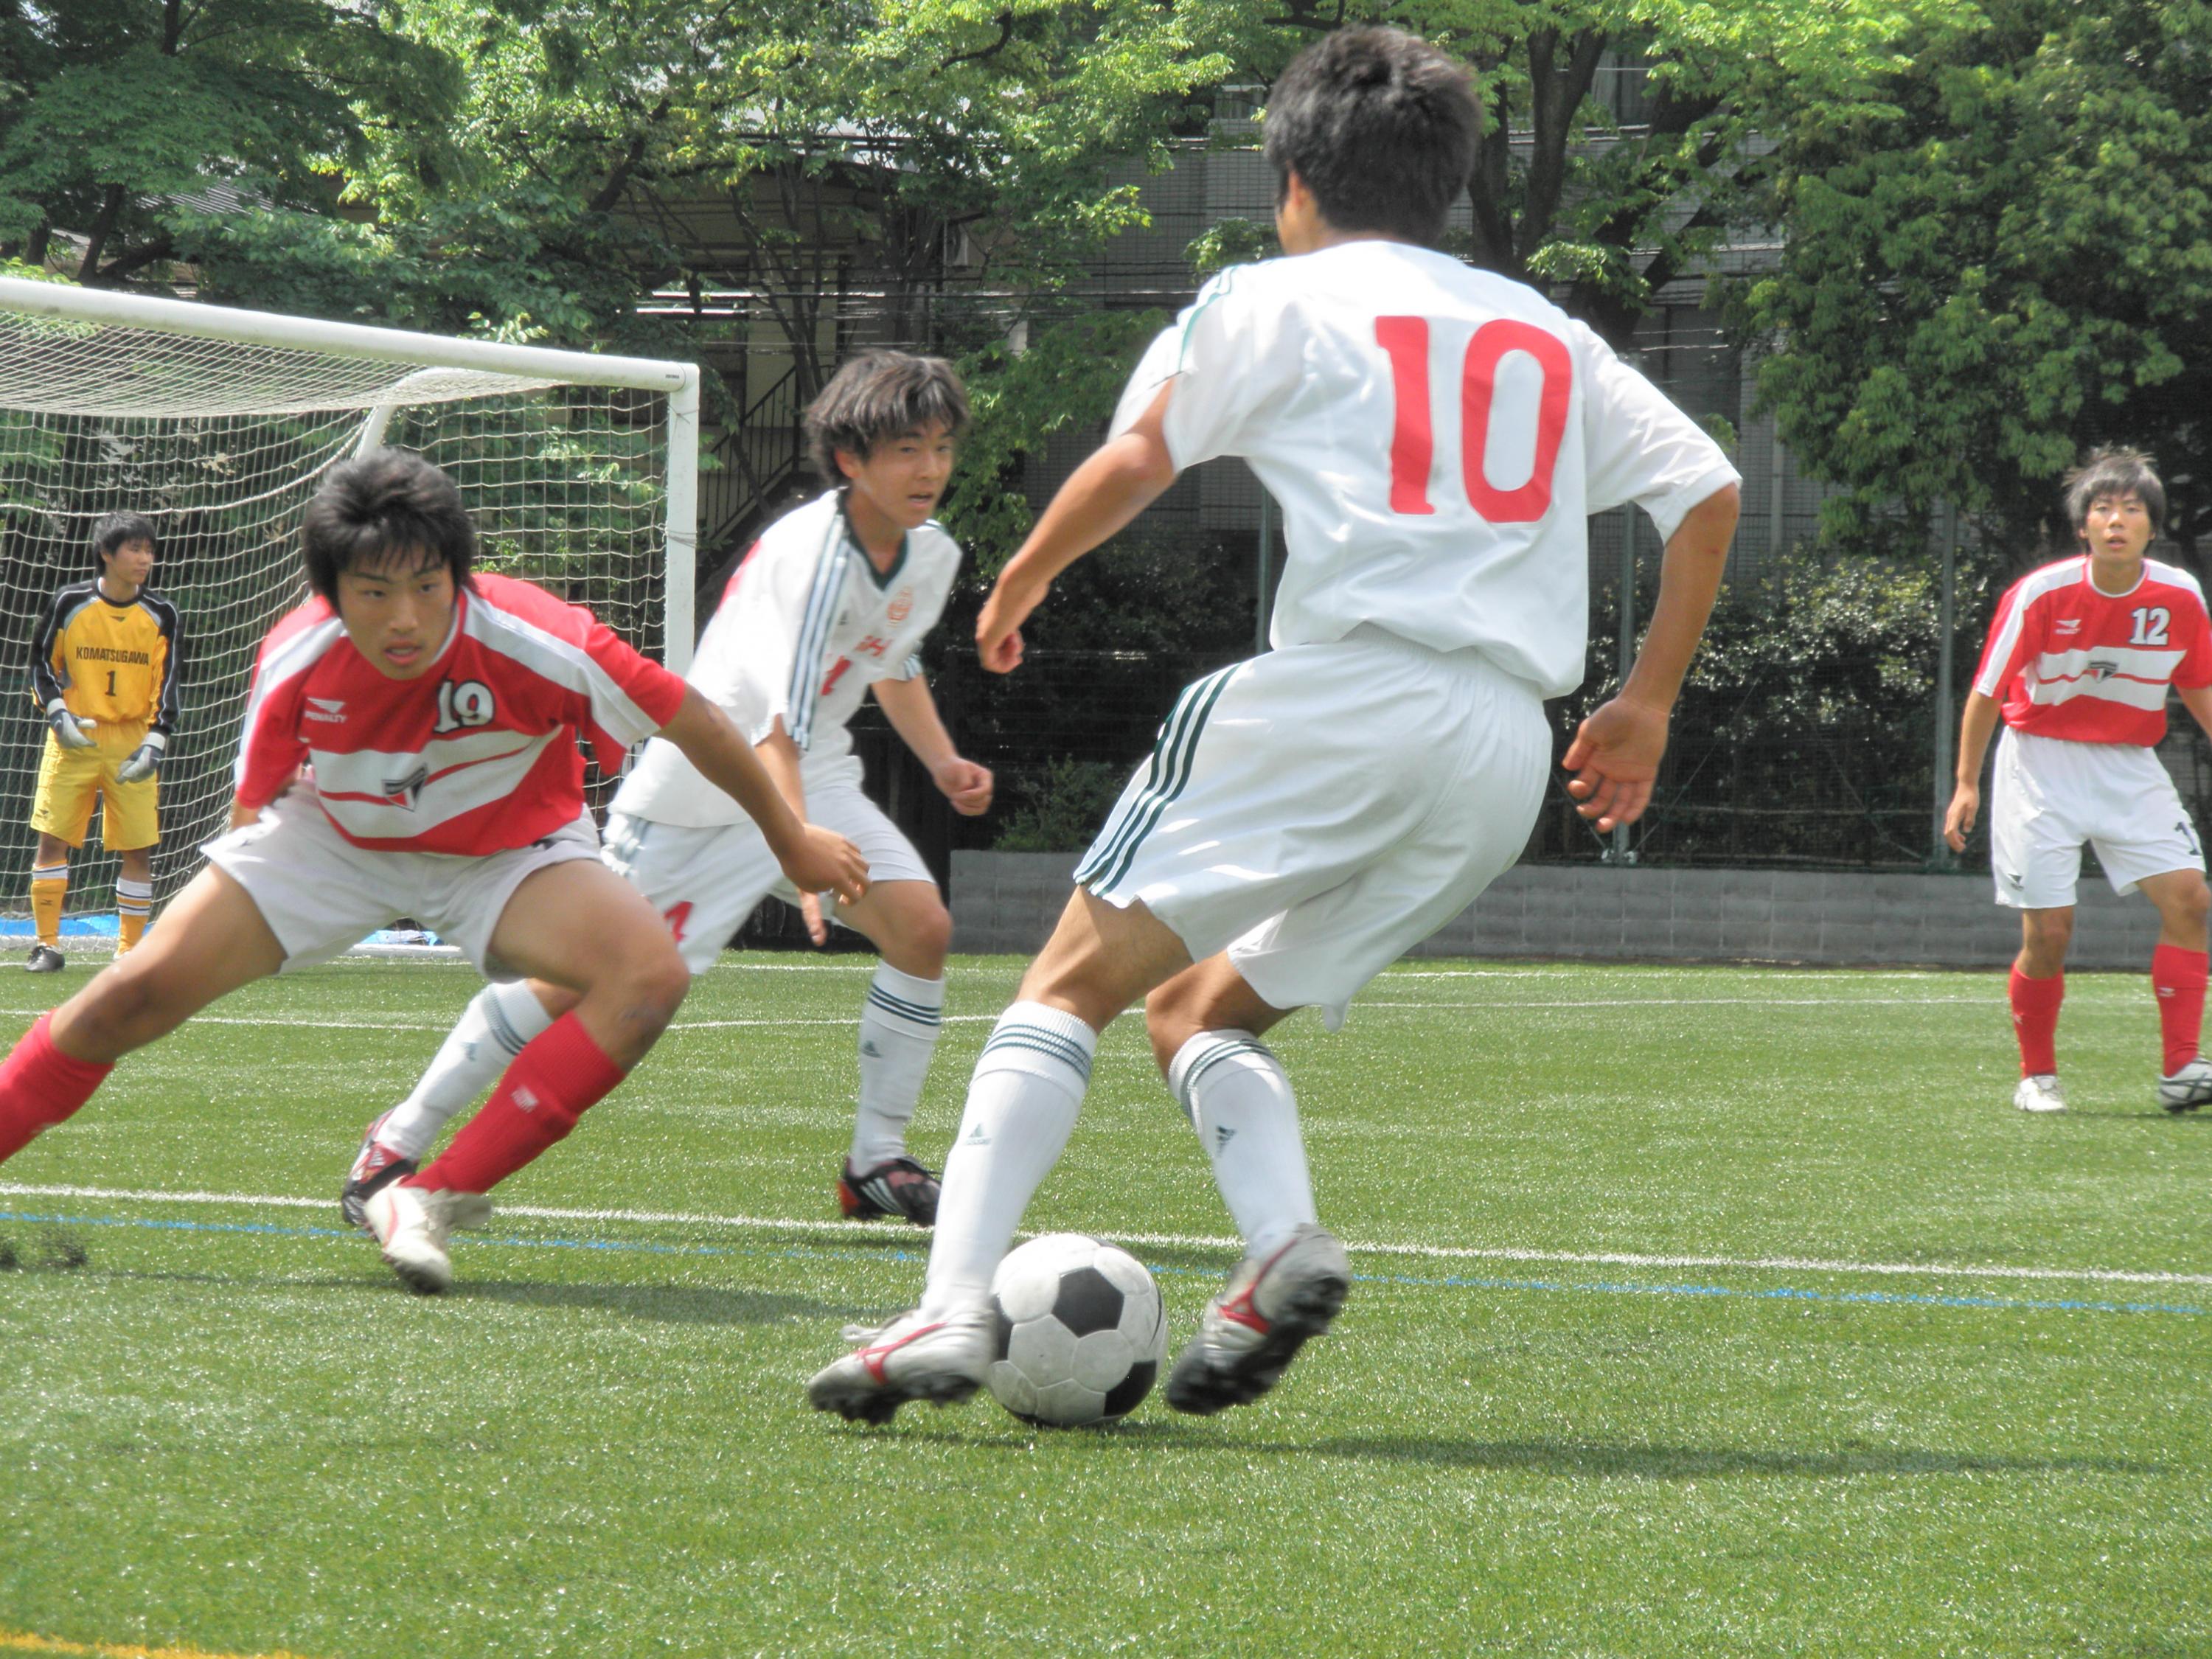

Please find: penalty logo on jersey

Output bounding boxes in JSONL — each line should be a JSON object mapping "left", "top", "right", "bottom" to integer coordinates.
{"left": 380, "top": 762, "right": 431, "bottom": 811}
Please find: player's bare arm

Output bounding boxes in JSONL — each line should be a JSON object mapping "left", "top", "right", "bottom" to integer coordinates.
{"left": 756, "top": 719, "right": 810, "bottom": 821}
{"left": 976, "top": 381, "right": 1179, "bottom": 674}
{"left": 1944, "top": 691, "right": 2005, "bottom": 852}
{"left": 754, "top": 717, "right": 839, "bottom": 945}
{"left": 658, "top": 686, "right": 867, "bottom": 905}
{"left": 1564, "top": 483, "right": 1740, "bottom": 832}
{"left": 872, "top": 673, "right": 992, "bottom": 815}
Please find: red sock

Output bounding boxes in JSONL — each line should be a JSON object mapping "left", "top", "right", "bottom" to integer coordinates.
{"left": 2009, "top": 967, "right": 2064, "bottom": 1077}
{"left": 2152, "top": 943, "right": 2208, "bottom": 1076}
{"left": 0, "top": 1012, "right": 114, "bottom": 1164}
{"left": 406, "top": 1013, "right": 625, "bottom": 1194}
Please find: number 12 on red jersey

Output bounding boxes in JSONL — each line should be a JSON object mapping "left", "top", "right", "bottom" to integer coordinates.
{"left": 1374, "top": 316, "right": 1571, "bottom": 523}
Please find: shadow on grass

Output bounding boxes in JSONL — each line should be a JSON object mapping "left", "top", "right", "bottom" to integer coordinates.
{"left": 451, "top": 1277, "right": 846, "bottom": 1325}
{"left": 880, "top": 1419, "right": 2157, "bottom": 1478}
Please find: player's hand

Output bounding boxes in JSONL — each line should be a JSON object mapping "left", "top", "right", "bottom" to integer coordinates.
{"left": 45, "top": 701, "right": 95, "bottom": 751}
{"left": 1562, "top": 694, "right": 1670, "bottom": 832}
{"left": 933, "top": 756, "right": 994, "bottom": 816}
{"left": 116, "top": 733, "right": 167, "bottom": 785}
{"left": 1943, "top": 782, "right": 1978, "bottom": 853}
{"left": 975, "top": 573, "right": 1048, "bottom": 675}
{"left": 779, "top": 822, "right": 868, "bottom": 911}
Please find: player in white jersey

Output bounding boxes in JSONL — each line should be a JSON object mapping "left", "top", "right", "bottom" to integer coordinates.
{"left": 342, "top": 352, "right": 993, "bottom": 1228}
{"left": 809, "top": 27, "right": 1742, "bottom": 1423}
{"left": 1944, "top": 450, "right": 2212, "bottom": 1116}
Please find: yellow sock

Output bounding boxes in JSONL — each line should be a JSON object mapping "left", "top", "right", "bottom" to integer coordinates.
{"left": 29, "top": 863, "right": 66, "bottom": 947}
{"left": 115, "top": 877, "right": 153, "bottom": 954}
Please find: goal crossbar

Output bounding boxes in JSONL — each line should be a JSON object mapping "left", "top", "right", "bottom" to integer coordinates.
{"left": 0, "top": 278, "right": 698, "bottom": 664}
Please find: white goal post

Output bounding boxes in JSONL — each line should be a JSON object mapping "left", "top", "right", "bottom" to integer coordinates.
{"left": 0, "top": 276, "right": 699, "bottom": 928}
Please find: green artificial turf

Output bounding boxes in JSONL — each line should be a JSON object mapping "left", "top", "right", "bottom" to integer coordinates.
{"left": 1, "top": 955, "right": 2206, "bottom": 1657}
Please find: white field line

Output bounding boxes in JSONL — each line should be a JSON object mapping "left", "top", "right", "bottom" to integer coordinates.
{"left": 0, "top": 1011, "right": 1001, "bottom": 1033}
{"left": 0, "top": 998, "right": 2000, "bottom": 1034}
{"left": 3, "top": 1180, "right": 2205, "bottom": 1290}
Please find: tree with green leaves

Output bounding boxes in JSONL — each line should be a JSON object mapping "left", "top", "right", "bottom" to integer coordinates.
{"left": 0, "top": 0, "right": 448, "bottom": 291}
{"left": 1192, "top": 0, "right": 1951, "bottom": 347}
{"left": 1730, "top": 0, "right": 2212, "bottom": 560}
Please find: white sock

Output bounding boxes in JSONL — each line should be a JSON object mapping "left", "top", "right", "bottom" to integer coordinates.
{"left": 919, "top": 1001, "right": 1097, "bottom": 1318}
{"left": 1168, "top": 1029, "right": 1317, "bottom": 1258}
{"left": 379, "top": 979, "right": 556, "bottom": 1159}
{"left": 849, "top": 963, "right": 945, "bottom": 1169}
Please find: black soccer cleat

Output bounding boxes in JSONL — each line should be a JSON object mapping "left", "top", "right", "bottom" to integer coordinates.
{"left": 23, "top": 945, "right": 63, "bottom": 973}
{"left": 341, "top": 1112, "right": 419, "bottom": 1232}
{"left": 836, "top": 1155, "right": 941, "bottom": 1227}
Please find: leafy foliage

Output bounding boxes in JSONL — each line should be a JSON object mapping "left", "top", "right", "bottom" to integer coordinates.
{"left": 1543, "top": 546, "right": 1983, "bottom": 867}
{"left": 1729, "top": 0, "right": 2212, "bottom": 557}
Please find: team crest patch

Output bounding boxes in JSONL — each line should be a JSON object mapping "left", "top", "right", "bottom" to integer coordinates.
{"left": 2088, "top": 658, "right": 2120, "bottom": 681}
{"left": 887, "top": 588, "right": 914, "bottom": 622}
{"left": 380, "top": 762, "right": 431, "bottom": 810}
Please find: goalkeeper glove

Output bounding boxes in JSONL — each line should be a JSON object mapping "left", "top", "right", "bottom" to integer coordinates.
{"left": 116, "top": 731, "right": 167, "bottom": 785}
{"left": 44, "top": 700, "right": 95, "bottom": 751}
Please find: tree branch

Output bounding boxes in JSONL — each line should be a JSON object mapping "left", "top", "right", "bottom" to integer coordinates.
{"left": 941, "top": 12, "right": 1015, "bottom": 70}
{"left": 97, "top": 231, "right": 177, "bottom": 282}
{"left": 76, "top": 184, "right": 127, "bottom": 282}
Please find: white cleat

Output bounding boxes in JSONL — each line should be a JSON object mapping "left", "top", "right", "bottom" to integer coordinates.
{"left": 361, "top": 1183, "right": 493, "bottom": 1295}
{"left": 2014, "top": 1073, "right": 2067, "bottom": 1114}
{"left": 1165, "top": 1222, "right": 1352, "bottom": 1415}
{"left": 807, "top": 1304, "right": 995, "bottom": 1425}
{"left": 2157, "top": 1057, "right": 2212, "bottom": 1115}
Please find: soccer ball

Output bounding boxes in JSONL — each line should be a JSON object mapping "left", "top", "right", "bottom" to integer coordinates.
{"left": 987, "top": 1233, "right": 1166, "bottom": 1427}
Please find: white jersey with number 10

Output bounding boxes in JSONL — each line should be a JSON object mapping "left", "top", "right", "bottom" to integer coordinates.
{"left": 1113, "top": 241, "right": 1739, "bottom": 698}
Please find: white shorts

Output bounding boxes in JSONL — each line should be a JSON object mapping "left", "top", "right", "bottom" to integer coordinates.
{"left": 602, "top": 777, "right": 934, "bottom": 973}
{"left": 1077, "top": 629, "right": 1549, "bottom": 1026}
{"left": 204, "top": 797, "right": 602, "bottom": 973}
{"left": 1989, "top": 726, "right": 2204, "bottom": 908}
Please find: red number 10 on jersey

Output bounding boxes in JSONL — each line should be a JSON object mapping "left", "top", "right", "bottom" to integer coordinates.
{"left": 1374, "top": 316, "right": 1572, "bottom": 523}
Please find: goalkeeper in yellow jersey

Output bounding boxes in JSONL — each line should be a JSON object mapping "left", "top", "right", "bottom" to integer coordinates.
{"left": 24, "top": 512, "right": 181, "bottom": 970}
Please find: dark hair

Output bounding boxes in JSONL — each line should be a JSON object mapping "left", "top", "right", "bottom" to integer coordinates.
{"left": 91, "top": 511, "right": 159, "bottom": 569}
{"left": 802, "top": 351, "right": 970, "bottom": 481}
{"left": 300, "top": 448, "right": 476, "bottom": 603}
{"left": 2065, "top": 448, "right": 2166, "bottom": 538}
{"left": 1263, "top": 27, "right": 1480, "bottom": 247}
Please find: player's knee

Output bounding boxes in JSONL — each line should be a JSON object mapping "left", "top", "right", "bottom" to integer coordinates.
{"left": 2171, "top": 877, "right": 2211, "bottom": 931}
{"left": 63, "top": 967, "right": 184, "bottom": 1057}
{"left": 2021, "top": 911, "right": 2073, "bottom": 964}
{"left": 902, "top": 900, "right": 953, "bottom": 975}
{"left": 621, "top": 945, "right": 692, "bottom": 1026}
{"left": 1142, "top": 991, "right": 1200, "bottom": 1079}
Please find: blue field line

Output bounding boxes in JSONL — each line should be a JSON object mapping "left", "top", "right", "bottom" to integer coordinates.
{"left": 3, "top": 1207, "right": 2205, "bottom": 1321}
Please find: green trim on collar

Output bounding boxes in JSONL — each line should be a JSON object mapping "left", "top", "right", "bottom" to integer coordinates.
{"left": 838, "top": 489, "right": 909, "bottom": 589}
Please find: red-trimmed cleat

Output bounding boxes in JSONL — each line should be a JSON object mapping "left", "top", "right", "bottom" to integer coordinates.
{"left": 1165, "top": 1223, "right": 1351, "bottom": 1416}
{"left": 341, "top": 1111, "right": 419, "bottom": 1231}
{"left": 807, "top": 1305, "right": 993, "bottom": 1424}
{"left": 835, "top": 1155, "right": 940, "bottom": 1226}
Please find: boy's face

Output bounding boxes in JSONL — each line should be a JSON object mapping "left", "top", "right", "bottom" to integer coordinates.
{"left": 2081, "top": 491, "right": 2153, "bottom": 562}
{"left": 100, "top": 538, "right": 155, "bottom": 588}
{"left": 333, "top": 556, "right": 457, "bottom": 680}
{"left": 837, "top": 421, "right": 956, "bottom": 531}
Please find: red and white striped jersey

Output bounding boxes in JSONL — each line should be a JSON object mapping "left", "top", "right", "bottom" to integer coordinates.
{"left": 1972, "top": 555, "right": 2212, "bottom": 745}
{"left": 234, "top": 572, "right": 686, "bottom": 853}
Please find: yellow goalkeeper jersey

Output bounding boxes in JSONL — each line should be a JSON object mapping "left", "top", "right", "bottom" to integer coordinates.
{"left": 29, "top": 580, "right": 181, "bottom": 735}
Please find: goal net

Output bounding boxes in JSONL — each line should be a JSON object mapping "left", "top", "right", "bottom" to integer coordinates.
{"left": 0, "top": 277, "right": 698, "bottom": 936}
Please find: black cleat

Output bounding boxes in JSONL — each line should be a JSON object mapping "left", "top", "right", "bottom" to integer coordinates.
{"left": 341, "top": 1111, "right": 419, "bottom": 1231}
{"left": 24, "top": 945, "right": 63, "bottom": 973}
{"left": 836, "top": 1155, "right": 940, "bottom": 1226}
